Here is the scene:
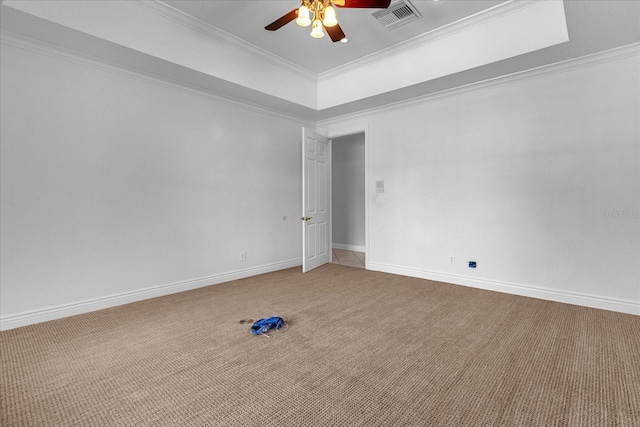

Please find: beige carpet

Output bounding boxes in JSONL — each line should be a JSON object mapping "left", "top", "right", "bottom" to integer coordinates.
{"left": 2, "top": 264, "right": 639, "bottom": 426}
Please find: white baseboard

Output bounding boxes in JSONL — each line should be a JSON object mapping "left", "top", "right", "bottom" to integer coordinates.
{"left": 368, "top": 262, "right": 640, "bottom": 316}
{"left": 332, "top": 243, "right": 365, "bottom": 252}
{"left": 0, "top": 259, "right": 302, "bottom": 331}
{"left": 5, "top": 259, "right": 635, "bottom": 331}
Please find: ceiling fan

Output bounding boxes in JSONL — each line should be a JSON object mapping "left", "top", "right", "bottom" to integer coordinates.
{"left": 265, "top": 0, "right": 392, "bottom": 42}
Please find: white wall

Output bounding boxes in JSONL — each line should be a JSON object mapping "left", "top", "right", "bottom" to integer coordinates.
{"left": 1, "top": 34, "right": 638, "bottom": 329}
{"left": 332, "top": 133, "right": 365, "bottom": 251}
{"left": 0, "top": 39, "right": 305, "bottom": 328}
{"left": 320, "top": 48, "right": 640, "bottom": 315}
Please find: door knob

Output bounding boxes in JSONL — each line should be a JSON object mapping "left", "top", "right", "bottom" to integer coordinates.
{"left": 300, "top": 216, "right": 313, "bottom": 221}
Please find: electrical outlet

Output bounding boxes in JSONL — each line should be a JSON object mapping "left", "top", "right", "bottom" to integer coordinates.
{"left": 240, "top": 251, "right": 246, "bottom": 261}
{"left": 450, "top": 256, "right": 455, "bottom": 265}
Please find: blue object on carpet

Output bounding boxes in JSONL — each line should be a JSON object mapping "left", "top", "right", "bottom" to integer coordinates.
{"left": 250, "top": 316, "right": 285, "bottom": 335}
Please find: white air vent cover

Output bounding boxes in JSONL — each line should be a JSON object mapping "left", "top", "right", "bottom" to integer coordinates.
{"left": 373, "top": 0, "right": 422, "bottom": 30}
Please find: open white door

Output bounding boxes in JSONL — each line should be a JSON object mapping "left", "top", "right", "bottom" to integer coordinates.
{"left": 302, "top": 128, "right": 331, "bottom": 272}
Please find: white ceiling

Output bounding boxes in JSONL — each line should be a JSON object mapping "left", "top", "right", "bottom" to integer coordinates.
{"left": 162, "top": 0, "right": 505, "bottom": 74}
{"left": 1, "top": 0, "right": 639, "bottom": 121}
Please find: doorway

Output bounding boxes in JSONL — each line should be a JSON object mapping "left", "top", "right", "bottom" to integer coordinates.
{"left": 331, "top": 132, "right": 366, "bottom": 268}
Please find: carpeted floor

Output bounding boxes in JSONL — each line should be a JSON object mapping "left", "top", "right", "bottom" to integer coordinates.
{"left": 2, "top": 264, "right": 639, "bottom": 426}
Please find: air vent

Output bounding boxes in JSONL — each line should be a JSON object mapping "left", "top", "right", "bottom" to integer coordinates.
{"left": 373, "top": 0, "right": 422, "bottom": 30}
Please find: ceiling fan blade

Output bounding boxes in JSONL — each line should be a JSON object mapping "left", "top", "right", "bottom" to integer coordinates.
{"left": 265, "top": 8, "right": 298, "bottom": 31}
{"left": 324, "top": 23, "right": 346, "bottom": 43}
{"left": 334, "top": 0, "right": 391, "bottom": 8}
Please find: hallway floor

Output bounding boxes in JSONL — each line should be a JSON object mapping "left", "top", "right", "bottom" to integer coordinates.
{"left": 331, "top": 249, "right": 365, "bottom": 269}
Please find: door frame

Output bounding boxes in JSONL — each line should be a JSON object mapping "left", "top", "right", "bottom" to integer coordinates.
{"left": 326, "top": 126, "right": 369, "bottom": 269}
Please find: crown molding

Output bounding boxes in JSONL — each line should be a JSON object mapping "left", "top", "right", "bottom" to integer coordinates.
{"left": 135, "top": 0, "right": 318, "bottom": 83}
{"left": 318, "top": 42, "right": 640, "bottom": 125}
{"left": 3, "top": 24, "right": 637, "bottom": 126}
{"left": 318, "top": 0, "right": 541, "bottom": 82}
{"left": 0, "top": 29, "right": 316, "bottom": 126}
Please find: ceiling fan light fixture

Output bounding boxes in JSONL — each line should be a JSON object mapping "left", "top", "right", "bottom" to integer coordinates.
{"left": 310, "top": 18, "right": 325, "bottom": 38}
{"left": 296, "top": 5, "right": 312, "bottom": 26}
{"left": 266, "top": 0, "right": 393, "bottom": 42}
{"left": 323, "top": 6, "right": 338, "bottom": 27}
